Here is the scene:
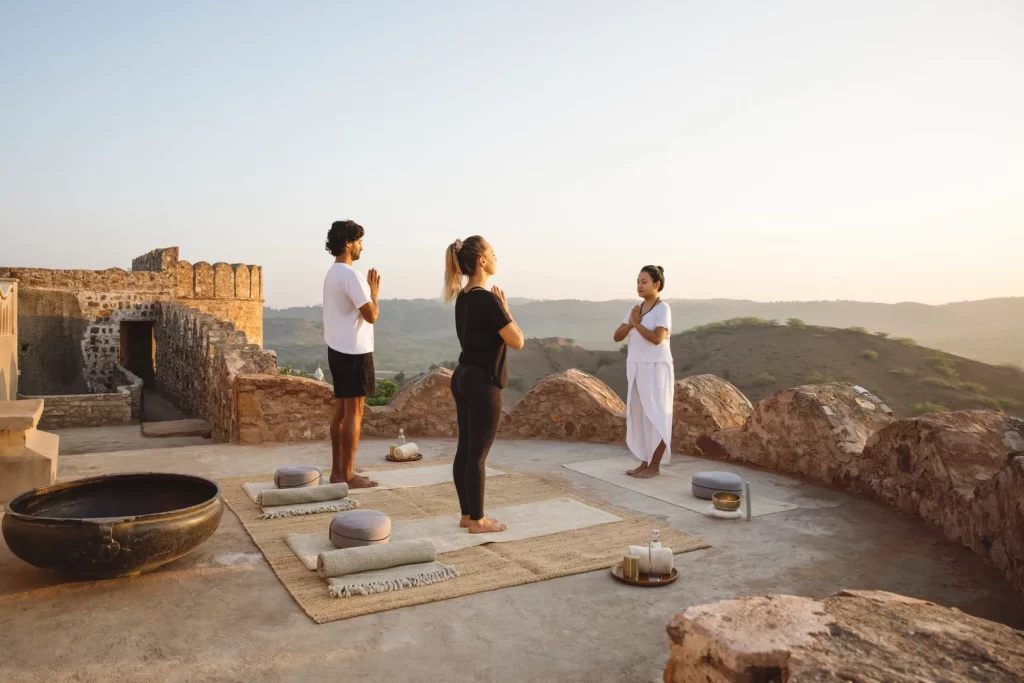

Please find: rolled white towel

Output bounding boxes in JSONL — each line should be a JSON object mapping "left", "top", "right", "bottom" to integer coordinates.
{"left": 390, "top": 443, "right": 420, "bottom": 461}
{"left": 628, "top": 545, "right": 674, "bottom": 575}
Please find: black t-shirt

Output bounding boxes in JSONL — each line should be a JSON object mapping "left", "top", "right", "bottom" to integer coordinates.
{"left": 455, "top": 288, "right": 513, "bottom": 388}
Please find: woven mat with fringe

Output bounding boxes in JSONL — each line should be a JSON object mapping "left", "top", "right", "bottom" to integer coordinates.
{"left": 220, "top": 464, "right": 710, "bottom": 624}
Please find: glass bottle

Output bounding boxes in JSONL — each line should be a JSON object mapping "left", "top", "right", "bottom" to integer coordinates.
{"left": 648, "top": 529, "right": 663, "bottom": 582}
{"left": 397, "top": 428, "right": 406, "bottom": 447}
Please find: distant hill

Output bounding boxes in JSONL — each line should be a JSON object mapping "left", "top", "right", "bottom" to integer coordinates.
{"left": 589, "top": 321, "right": 1024, "bottom": 419}
{"left": 265, "top": 296, "right": 1024, "bottom": 367}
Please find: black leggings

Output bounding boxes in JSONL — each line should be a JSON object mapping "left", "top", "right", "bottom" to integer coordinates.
{"left": 451, "top": 364, "right": 503, "bottom": 520}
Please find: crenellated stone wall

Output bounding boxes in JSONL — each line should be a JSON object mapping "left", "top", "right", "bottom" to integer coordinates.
{"left": 0, "top": 247, "right": 265, "bottom": 397}
{"left": 154, "top": 302, "right": 276, "bottom": 440}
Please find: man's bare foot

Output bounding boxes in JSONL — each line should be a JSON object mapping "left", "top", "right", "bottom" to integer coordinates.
{"left": 459, "top": 515, "right": 470, "bottom": 529}
{"left": 468, "top": 517, "right": 507, "bottom": 534}
{"left": 346, "top": 474, "right": 379, "bottom": 488}
{"left": 634, "top": 466, "right": 660, "bottom": 479}
{"left": 627, "top": 462, "right": 649, "bottom": 476}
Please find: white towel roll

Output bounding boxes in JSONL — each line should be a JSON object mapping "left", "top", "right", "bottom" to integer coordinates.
{"left": 628, "top": 545, "right": 674, "bottom": 575}
{"left": 390, "top": 443, "right": 420, "bottom": 461}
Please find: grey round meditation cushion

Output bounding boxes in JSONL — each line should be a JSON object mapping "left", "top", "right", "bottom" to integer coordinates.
{"left": 329, "top": 509, "right": 392, "bottom": 549}
{"left": 274, "top": 465, "right": 322, "bottom": 489}
{"left": 691, "top": 471, "right": 743, "bottom": 500}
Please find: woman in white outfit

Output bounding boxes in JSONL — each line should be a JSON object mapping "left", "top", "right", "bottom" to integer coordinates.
{"left": 613, "top": 266, "right": 673, "bottom": 478}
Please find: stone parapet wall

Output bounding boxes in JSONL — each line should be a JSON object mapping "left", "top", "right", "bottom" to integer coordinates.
{"left": 175, "top": 261, "right": 262, "bottom": 301}
{"left": 0, "top": 278, "right": 17, "bottom": 401}
{"left": 155, "top": 302, "right": 276, "bottom": 438}
{"left": 234, "top": 369, "right": 457, "bottom": 445}
{"left": 131, "top": 247, "right": 180, "bottom": 273}
{"left": 0, "top": 266, "right": 175, "bottom": 294}
{"left": 499, "top": 369, "right": 626, "bottom": 443}
{"left": 185, "top": 298, "right": 263, "bottom": 346}
{"left": 21, "top": 391, "right": 132, "bottom": 430}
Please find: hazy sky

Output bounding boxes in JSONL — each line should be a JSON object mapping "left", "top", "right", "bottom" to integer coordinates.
{"left": 2, "top": 1, "right": 1022, "bottom": 308}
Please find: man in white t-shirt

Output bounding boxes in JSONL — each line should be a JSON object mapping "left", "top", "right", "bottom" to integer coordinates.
{"left": 323, "top": 220, "right": 381, "bottom": 488}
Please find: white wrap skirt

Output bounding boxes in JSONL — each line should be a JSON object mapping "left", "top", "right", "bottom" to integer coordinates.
{"left": 625, "top": 361, "right": 674, "bottom": 463}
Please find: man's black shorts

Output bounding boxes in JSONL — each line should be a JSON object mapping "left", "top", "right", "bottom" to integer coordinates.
{"left": 327, "top": 347, "right": 376, "bottom": 399}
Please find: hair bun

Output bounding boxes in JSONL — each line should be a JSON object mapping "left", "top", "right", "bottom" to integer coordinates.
{"left": 657, "top": 265, "right": 664, "bottom": 273}
{"left": 452, "top": 239, "right": 463, "bottom": 253}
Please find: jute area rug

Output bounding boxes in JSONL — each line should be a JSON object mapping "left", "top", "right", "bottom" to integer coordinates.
{"left": 220, "top": 461, "right": 710, "bottom": 624}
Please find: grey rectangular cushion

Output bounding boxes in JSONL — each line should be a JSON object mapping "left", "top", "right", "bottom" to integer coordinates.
{"left": 330, "top": 509, "right": 392, "bottom": 549}
{"left": 691, "top": 471, "right": 743, "bottom": 500}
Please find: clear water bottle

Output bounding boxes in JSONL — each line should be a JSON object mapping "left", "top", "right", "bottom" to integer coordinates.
{"left": 648, "top": 529, "right": 663, "bottom": 582}
{"left": 397, "top": 429, "right": 406, "bottom": 447}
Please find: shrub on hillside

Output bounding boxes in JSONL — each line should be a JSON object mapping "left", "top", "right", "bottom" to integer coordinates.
{"left": 595, "top": 355, "right": 613, "bottom": 368}
{"left": 958, "top": 381, "right": 987, "bottom": 395}
{"left": 996, "top": 397, "right": 1022, "bottom": 409}
{"left": 807, "top": 371, "right": 836, "bottom": 384}
{"left": 973, "top": 396, "right": 1001, "bottom": 409}
{"left": 889, "top": 367, "right": 916, "bottom": 378}
{"left": 279, "top": 365, "right": 309, "bottom": 378}
{"left": 861, "top": 350, "right": 879, "bottom": 361}
{"left": 786, "top": 318, "right": 806, "bottom": 329}
{"left": 753, "top": 372, "right": 777, "bottom": 387}
{"left": 874, "top": 331, "right": 890, "bottom": 338}
{"left": 365, "top": 379, "right": 399, "bottom": 407}
{"left": 895, "top": 337, "right": 918, "bottom": 347}
{"left": 846, "top": 326, "right": 869, "bottom": 334}
{"left": 690, "top": 317, "right": 774, "bottom": 334}
{"left": 923, "top": 376, "right": 958, "bottom": 389}
{"left": 913, "top": 402, "right": 948, "bottom": 415}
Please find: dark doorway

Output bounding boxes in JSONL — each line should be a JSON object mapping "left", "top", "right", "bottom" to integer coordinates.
{"left": 120, "top": 321, "right": 155, "bottom": 387}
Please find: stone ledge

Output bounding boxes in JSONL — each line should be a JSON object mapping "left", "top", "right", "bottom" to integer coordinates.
{"left": 664, "top": 590, "right": 1024, "bottom": 682}
{"left": 0, "top": 399, "right": 43, "bottom": 431}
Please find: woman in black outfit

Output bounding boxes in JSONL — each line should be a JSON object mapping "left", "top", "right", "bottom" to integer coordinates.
{"left": 443, "top": 236, "right": 525, "bottom": 534}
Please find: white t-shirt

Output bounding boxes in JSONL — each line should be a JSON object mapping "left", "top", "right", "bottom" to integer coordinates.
{"left": 323, "top": 263, "right": 374, "bottom": 355}
{"left": 624, "top": 301, "right": 673, "bottom": 364}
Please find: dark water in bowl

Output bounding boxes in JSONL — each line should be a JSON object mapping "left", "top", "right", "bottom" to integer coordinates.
{"left": 9, "top": 474, "right": 218, "bottom": 520}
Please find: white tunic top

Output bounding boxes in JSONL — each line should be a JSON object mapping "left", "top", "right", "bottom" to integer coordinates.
{"left": 323, "top": 263, "right": 374, "bottom": 355}
{"left": 624, "top": 301, "right": 673, "bottom": 364}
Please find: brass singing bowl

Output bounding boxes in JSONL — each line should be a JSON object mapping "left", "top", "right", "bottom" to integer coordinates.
{"left": 712, "top": 491, "right": 741, "bottom": 512}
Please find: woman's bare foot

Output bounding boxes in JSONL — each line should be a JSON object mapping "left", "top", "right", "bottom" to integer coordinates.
{"left": 346, "top": 474, "right": 379, "bottom": 488}
{"left": 634, "top": 465, "right": 660, "bottom": 479}
{"left": 459, "top": 515, "right": 470, "bottom": 529}
{"left": 627, "top": 462, "right": 649, "bottom": 476}
{"left": 468, "top": 517, "right": 507, "bottom": 534}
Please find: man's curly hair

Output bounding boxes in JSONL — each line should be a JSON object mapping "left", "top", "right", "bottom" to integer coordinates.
{"left": 325, "top": 220, "right": 365, "bottom": 257}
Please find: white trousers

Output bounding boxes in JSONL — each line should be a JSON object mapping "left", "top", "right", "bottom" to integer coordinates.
{"left": 625, "top": 361, "right": 674, "bottom": 464}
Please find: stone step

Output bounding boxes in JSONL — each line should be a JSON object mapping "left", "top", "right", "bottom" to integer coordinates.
{"left": 141, "top": 419, "right": 212, "bottom": 439}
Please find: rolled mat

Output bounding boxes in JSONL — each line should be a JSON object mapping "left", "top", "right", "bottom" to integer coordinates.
{"left": 317, "top": 539, "right": 437, "bottom": 579}
{"left": 259, "top": 482, "right": 350, "bottom": 507}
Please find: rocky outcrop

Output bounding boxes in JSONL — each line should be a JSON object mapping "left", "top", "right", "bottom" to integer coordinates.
{"left": 664, "top": 590, "right": 1024, "bottom": 682}
{"left": 858, "top": 412, "right": 1024, "bottom": 594}
{"left": 500, "top": 369, "right": 625, "bottom": 443}
{"left": 702, "top": 383, "right": 893, "bottom": 486}
{"left": 672, "top": 375, "right": 752, "bottom": 456}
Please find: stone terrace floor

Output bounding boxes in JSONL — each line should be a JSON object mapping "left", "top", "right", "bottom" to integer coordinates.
{"left": 2, "top": 432, "right": 1023, "bottom": 683}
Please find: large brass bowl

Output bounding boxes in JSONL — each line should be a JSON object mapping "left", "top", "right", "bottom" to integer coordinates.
{"left": 712, "top": 491, "right": 741, "bottom": 512}
{"left": 3, "top": 472, "right": 223, "bottom": 579}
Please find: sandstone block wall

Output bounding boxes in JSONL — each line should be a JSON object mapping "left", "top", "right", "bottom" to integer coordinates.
{"left": 155, "top": 302, "right": 276, "bottom": 440}
{"left": 0, "top": 247, "right": 265, "bottom": 399}
{"left": 663, "top": 589, "right": 1024, "bottom": 682}
{"left": 234, "top": 368, "right": 458, "bottom": 445}
{"left": 23, "top": 391, "right": 132, "bottom": 430}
